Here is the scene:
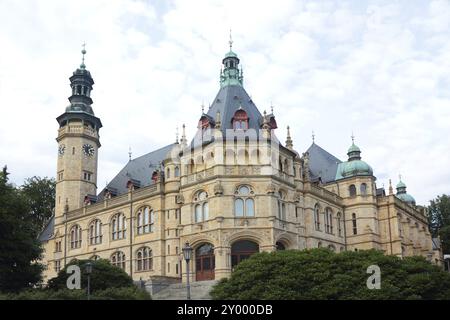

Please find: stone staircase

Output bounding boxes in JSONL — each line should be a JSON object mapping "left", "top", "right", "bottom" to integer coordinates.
{"left": 151, "top": 280, "right": 218, "bottom": 300}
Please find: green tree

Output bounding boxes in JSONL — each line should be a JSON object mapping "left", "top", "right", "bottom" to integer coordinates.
{"left": 428, "top": 194, "right": 450, "bottom": 253}
{"left": 0, "top": 166, "right": 44, "bottom": 292}
{"left": 47, "top": 259, "right": 134, "bottom": 292}
{"left": 20, "top": 176, "right": 55, "bottom": 232}
{"left": 211, "top": 249, "right": 450, "bottom": 300}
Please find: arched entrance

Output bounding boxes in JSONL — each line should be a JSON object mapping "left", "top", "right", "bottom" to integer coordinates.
{"left": 231, "top": 240, "right": 259, "bottom": 269}
{"left": 195, "top": 243, "right": 215, "bottom": 281}
{"left": 276, "top": 241, "right": 286, "bottom": 250}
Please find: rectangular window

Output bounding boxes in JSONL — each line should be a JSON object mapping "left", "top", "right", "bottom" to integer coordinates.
{"left": 175, "top": 263, "right": 178, "bottom": 275}
{"left": 54, "top": 260, "right": 61, "bottom": 272}
{"left": 168, "top": 263, "right": 170, "bottom": 273}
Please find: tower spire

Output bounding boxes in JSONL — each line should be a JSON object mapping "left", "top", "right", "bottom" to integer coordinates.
{"left": 180, "top": 123, "right": 187, "bottom": 146}
{"left": 176, "top": 126, "right": 179, "bottom": 144}
{"left": 312, "top": 130, "right": 315, "bottom": 144}
{"left": 286, "top": 125, "right": 293, "bottom": 149}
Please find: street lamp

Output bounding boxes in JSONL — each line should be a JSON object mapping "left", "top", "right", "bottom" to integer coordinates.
{"left": 182, "top": 242, "right": 193, "bottom": 300}
{"left": 85, "top": 262, "right": 93, "bottom": 300}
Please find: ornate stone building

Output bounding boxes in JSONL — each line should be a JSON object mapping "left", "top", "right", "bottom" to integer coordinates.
{"left": 39, "top": 43, "right": 442, "bottom": 285}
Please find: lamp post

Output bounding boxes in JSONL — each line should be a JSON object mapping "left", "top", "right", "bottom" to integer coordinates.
{"left": 182, "top": 242, "right": 193, "bottom": 300}
{"left": 85, "top": 262, "right": 93, "bottom": 300}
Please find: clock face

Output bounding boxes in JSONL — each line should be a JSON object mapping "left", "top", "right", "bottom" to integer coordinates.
{"left": 58, "top": 144, "right": 65, "bottom": 156}
{"left": 83, "top": 144, "right": 95, "bottom": 157}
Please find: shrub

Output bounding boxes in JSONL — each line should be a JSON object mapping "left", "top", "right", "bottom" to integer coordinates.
{"left": 211, "top": 248, "right": 450, "bottom": 300}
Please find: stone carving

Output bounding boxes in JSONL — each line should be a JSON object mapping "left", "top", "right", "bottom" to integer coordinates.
{"left": 252, "top": 167, "right": 261, "bottom": 174}
{"left": 214, "top": 182, "right": 224, "bottom": 196}
{"left": 175, "top": 194, "right": 184, "bottom": 204}
{"left": 266, "top": 183, "right": 277, "bottom": 194}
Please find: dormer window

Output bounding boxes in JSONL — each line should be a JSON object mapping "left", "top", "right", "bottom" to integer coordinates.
{"left": 232, "top": 109, "right": 249, "bottom": 130}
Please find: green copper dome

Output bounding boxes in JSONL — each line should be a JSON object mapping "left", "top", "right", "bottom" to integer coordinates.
{"left": 339, "top": 160, "right": 373, "bottom": 178}
{"left": 225, "top": 50, "right": 238, "bottom": 58}
{"left": 335, "top": 140, "right": 373, "bottom": 180}
{"left": 396, "top": 193, "right": 416, "bottom": 205}
{"left": 395, "top": 179, "right": 415, "bottom": 205}
{"left": 396, "top": 180, "right": 406, "bottom": 189}
{"left": 348, "top": 143, "right": 361, "bottom": 154}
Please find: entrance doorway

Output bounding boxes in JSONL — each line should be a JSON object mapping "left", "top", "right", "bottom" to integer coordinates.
{"left": 195, "top": 243, "right": 215, "bottom": 281}
{"left": 231, "top": 240, "right": 259, "bottom": 269}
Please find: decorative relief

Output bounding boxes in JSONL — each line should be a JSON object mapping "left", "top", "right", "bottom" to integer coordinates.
{"left": 251, "top": 167, "right": 261, "bottom": 175}
{"left": 196, "top": 172, "right": 204, "bottom": 180}
{"left": 225, "top": 167, "right": 235, "bottom": 175}
{"left": 187, "top": 175, "right": 195, "bottom": 183}
{"left": 175, "top": 194, "right": 184, "bottom": 204}
{"left": 239, "top": 167, "right": 249, "bottom": 175}
{"left": 214, "top": 182, "right": 224, "bottom": 196}
{"left": 205, "top": 168, "right": 214, "bottom": 177}
{"left": 266, "top": 183, "right": 277, "bottom": 194}
{"left": 294, "top": 192, "right": 301, "bottom": 203}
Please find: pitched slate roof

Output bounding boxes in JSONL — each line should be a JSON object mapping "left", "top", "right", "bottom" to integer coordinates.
{"left": 191, "top": 84, "right": 265, "bottom": 147}
{"left": 306, "top": 143, "right": 342, "bottom": 183}
{"left": 98, "top": 143, "right": 177, "bottom": 199}
{"left": 38, "top": 215, "right": 54, "bottom": 241}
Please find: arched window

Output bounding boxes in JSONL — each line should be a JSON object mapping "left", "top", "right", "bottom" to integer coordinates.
{"left": 234, "top": 185, "right": 255, "bottom": 217}
{"left": 194, "top": 190, "right": 208, "bottom": 222}
{"left": 328, "top": 244, "right": 336, "bottom": 252}
{"left": 318, "top": 242, "right": 322, "bottom": 248}
{"left": 136, "top": 247, "right": 153, "bottom": 271}
{"left": 279, "top": 157, "right": 283, "bottom": 172}
{"left": 325, "top": 208, "right": 333, "bottom": 234}
{"left": 111, "top": 251, "right": 126, "bottom": 270}
{"left": 70, "top": 224, "right": 82, "bottom": 249}
{"left": 166, "top": 168, "right": 170, "bottom": 179}
{"left": 232, "top": 109, "right": 249, "bottom": 130}
{"left": 349, "top": 184, "right": 357, "bottom": 197}
{"left": 337, "top": 212, "right": 342, "bottom": 237}
{"left": 174, "top": 166, "right": 180, "bottom": 177}
{"left": 397, "top": 213, "right": 403, "bottom": 237}
{"left": 314, "top": 204, "right": 320, "bottom": 231}
{"left": 277, "top": 191, "right": 286, "bottom": 221}
{"left": 111, "top": 213, "right": 126, "bottom": 240}
{"left": 360, "top": 183, "right": 367, "bottom": 196}
{"left": 137, "top": 207, "right": 154, "bottom": 235}
{"left": 89, "top": 219, "right": 102, "bottom": 245}
{"left": 352, "top": 213, "right": 357, "bottom": 235}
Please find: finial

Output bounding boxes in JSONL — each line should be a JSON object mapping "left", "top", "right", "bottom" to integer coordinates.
{"left": 180, "top": 123, "right": 187, "bottom": 146}
{"left": 80, "top": 42, "right": 86, "bottom": 69}
{"left": 312, "top": 130, "right": 315, "bottom": 143}
{"left": 229, "top": 29, "right": 233, "bottom": 51}
{"left": 176, "top": 126, "right": 179, "bottom": 144}
{"left": 286, "top": 126, "right": 293, "bottom": 149}
{"left": 201, "top": 101, "right": 205, "bottom": 114}
{"left": 263, "top": 110, "right": 267, "bottom": 117}
{"left": 128, "top": 146, "right": 132, "bottom": 162}
{"left": 399, "top": 174, "right": 402, "bottom": 182}
{"left": 351, "top": 131, "right": 355, "bottom": 144}
{"left": 270, "top": 101, "right": 274, "bottom": 114}
{"left": 389, "top": 179, "right": 393, "bottom": 195}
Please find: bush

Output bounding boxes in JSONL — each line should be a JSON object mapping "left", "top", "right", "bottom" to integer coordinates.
{"left": 0, "top": 287, "right": 151, "bottom": 300}
{"left": 211, "top": 249, "right": 450, "bottom": 300}
{"left": 47, "top": 259, "right": 133, "bottom": 292}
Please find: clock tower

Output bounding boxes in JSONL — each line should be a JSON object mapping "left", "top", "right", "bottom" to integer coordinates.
{"left": 55, "top": 46, "right": 102, "bottom": 219}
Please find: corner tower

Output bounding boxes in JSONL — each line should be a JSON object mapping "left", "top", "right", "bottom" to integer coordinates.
{"left": 55, "top": 46, "right": 102, "bottom": 218}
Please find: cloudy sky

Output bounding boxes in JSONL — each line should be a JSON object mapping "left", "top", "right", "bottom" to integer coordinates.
{"left": 0, "top": 0, "right": 449, "bottom": 205}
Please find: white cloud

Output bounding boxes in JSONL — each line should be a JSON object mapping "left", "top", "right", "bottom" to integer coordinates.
{"left": 0, "top": 0, "right": 449, "bottom": 205}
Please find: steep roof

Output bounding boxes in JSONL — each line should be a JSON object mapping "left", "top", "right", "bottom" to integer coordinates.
{"left": 98, "top": 143, "right": 177, "bottom": 199}
{"left": 38, "top": 215, "right": 54, "bottom": 242}
{"left": 306, "top": 143, "right": 342, "bottom": 183}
